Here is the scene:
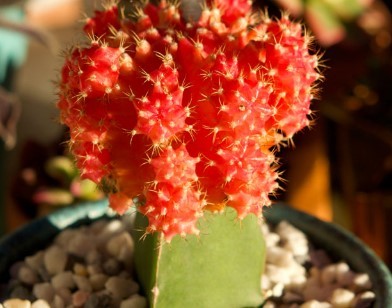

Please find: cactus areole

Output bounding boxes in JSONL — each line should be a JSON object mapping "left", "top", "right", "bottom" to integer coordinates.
{"left": 57, "top": 0, "right": 320, "bottom": 242}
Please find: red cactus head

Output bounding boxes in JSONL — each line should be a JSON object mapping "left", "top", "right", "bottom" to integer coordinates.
{"left": 57, "top": 0, "right": 321, "bottom": 241}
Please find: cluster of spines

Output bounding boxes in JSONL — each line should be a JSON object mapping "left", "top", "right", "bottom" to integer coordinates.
{"left": 57, "top": 0, "right": 321, "bottom": 241}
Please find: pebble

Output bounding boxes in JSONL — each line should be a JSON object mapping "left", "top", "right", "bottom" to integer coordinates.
{"left": 31, "top": 299, "right": 50, "bottom": 308}
{"left": 352, "top": 291, "right": 375, "bottom": 308}
{"left": 300, "top": 300, "right": 331, "bottom": 308}
{"left": 73, "top": 275, "right": 92, "bottom": 292}
{"left": 330, "top": 288, "right": 355, "bottom": 307}
{"left": 89, "top": 273, "right": 109, "bottom": 291}
{"left": 105, "top": 277, "right": 139, "bottom": 299}
{"left": 67, "top": 233, "right": 95, "bottom": 258}
{"left": 43, "top": 246, "right": 67, "bottom": 275}
{"left": 51, "top": 271, "right": 75, "bottom": 290}
{"left": 3, "top": 298, "right": 31, "bottom": 308}
{"left": 32, "top": 283, "right": 54, "bottom": 303}
{"left": 51, "top": 295, "right": 65, "bottom": 308}
{"left": 72, "top": 290, "right": 90, "bottom": 307}
{"left": 0, "top": 218, "right": 375, "bottom": 307}
{"left": 120, "top": 294, "right": 148, "bottom": 308}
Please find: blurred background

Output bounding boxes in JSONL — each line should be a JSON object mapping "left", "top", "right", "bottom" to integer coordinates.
{"left": 0, "top": 0, "right": 391, "bottom": 268}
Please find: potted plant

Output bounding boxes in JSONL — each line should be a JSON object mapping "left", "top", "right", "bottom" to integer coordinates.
{"left": 0, "top": 0, "right": 391, "bottom": 307}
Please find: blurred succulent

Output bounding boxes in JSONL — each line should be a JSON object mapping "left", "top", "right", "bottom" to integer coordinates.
{"left": 32, "top": 155, "right": 104, "bottom": 210}
{"left": 11, "top": 138, "right": 104, "bottom": 218}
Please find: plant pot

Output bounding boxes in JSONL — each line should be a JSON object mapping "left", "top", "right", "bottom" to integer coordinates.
{"left": 0, "top": 200, "right": 391, "bottom": 306}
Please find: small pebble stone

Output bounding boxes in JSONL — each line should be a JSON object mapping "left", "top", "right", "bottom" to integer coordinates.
{"left": 73, "top": 263, "right": 88, "bottom": 276}
{"left": 89, "top": 273, "right": 109, "bottom": 291}
{"left": 32, "top": 283, "right": 55, "bottom": 303}
{"left": 300, "top": 300, "right": 331, "bottom": 308}
{"left": 51, "top": 271, "right": 75, "bottom": 290}
{"left": 330, "top": 288, "right": 355, "bottom": 307}
{"left": 106, "top": 232, "right": 134, "bottom": 258}
{"left": 31, "top": 299, "right": 50, "bottom": 308}
{"left": 73, "top": 275, "right": 92, "bottom": 292}
{"left": 3, "top": 298, "right": 31, "bottom": 308}
{"left": 72, "top": 290, "right": 90, "bottom": 307}
{"left": 120, "top": 294, "right": 147, "bottom": 308}
{"left": 352, "top": 273, "right": 372, "bottom": 292}
{"left": 44, "top": 246, "right": 68, "bottom": 275}
{"left": 67, "top": 233, "right": 95, "bottom": 258}
{"left": 105, "top": 277, "right": 139, "bottom": 299}
{"left": 17, "top": 266, "right": 39, "bottom": 285}
{"left": 51, "top": 295, "right": 65, "bottom": 308}
{"left": 352, "top": 291, "right": 376, "bottom": 308}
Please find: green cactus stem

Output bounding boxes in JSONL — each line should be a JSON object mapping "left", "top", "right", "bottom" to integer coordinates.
{"left": 133, "top": 207, "right": 266, "bottom": 308}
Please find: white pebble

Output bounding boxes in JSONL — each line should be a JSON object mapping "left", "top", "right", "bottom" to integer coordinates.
{"left": 33, "top": 283, "right": 55, "bottom": 303}
{"left": 261, "top": 275, "right": 271, "bottom": 290}
{"left": 89, "top": 273, "right": 109, "bottom": 291}
{"left": 3, "top": 299, "right": 31, "bottom": 308}
{"left": 320, "top": 264, "right": 337, "bottom": 285}
{"left": 265, "top": 264, "right": 291, "bottom": 285}
{"left": 266, "top": 246, "right": 295, "bottom": 267}
{"left": 31, "top": 299, "right": 50, "bottom": 308}
{"left": 352, "top": 273, "right": 372, "bottom": 292}
{"left": 352, "top": 291, "right": 376, "bottom": 307}
{"left": 67, "top": 233, "right": 96, "bottom": 257}
{"left": 271, "top": 283, "right": 284, "bottom": 297}
{"left": 262, "top": 301, "right": 277, "bottom": 308}
{"left": 276, "top": 221, "right": 309, "bottom": 258}
{"left": 264, "top": 232, "right": 280, "bottom": 248}
{"left": 120, "top": 294, "right": 147, "bottom": 308}
{"left": 97, "top": 220, "right": 125, "bottom": 244}
{"left": 105, "top": 277, "right": 139, "bottom": 299}
{"left": 336, "top": 263, "right": 355, "bottom": 287}
{"left": 73, "top": 274, "right": 93, "bottom": 292}
{"left": 330, "top": 288, "right": 355, "bottom": 307}
{"left": 51, "top": 271, "right": 75, "bottom": 290}
{"left": 106, "top": 231, "right": 134, "bottom": 258}
{"left": 44, "top": 245, "right": 68, "bottom": 275}
{"left": 286, "top": 273, "right": 307, "bottom": 292}
{"left": 18, "top": 265, "right": 39, "bottom": 285}
{"left": 300, "top": 300, "right": 331, "bottom": 308}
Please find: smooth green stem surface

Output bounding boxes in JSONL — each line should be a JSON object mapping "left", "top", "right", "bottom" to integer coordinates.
{"left": 133, "top": 208, "right": 266, "bottom": 308}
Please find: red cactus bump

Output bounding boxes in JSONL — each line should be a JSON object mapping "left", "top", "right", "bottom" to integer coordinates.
{"left": 57, "top": 0, "right": 321, "bottom": 242}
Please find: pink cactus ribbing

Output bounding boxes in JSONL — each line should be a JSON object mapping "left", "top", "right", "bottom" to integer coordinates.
{"left": 57, "top": 0, "right": 320, "bottom": 241}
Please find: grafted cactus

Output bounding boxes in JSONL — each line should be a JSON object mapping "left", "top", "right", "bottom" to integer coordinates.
{"left": 57, "top": 1, "right": 321, "bottom": 306}
{"left": 58, "top": 0, "right": 320, "bottom": 241}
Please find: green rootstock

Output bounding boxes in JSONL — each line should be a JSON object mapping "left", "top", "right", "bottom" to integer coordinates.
{"left": 133, "top": 208, "right": 266, "bottom": 308}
